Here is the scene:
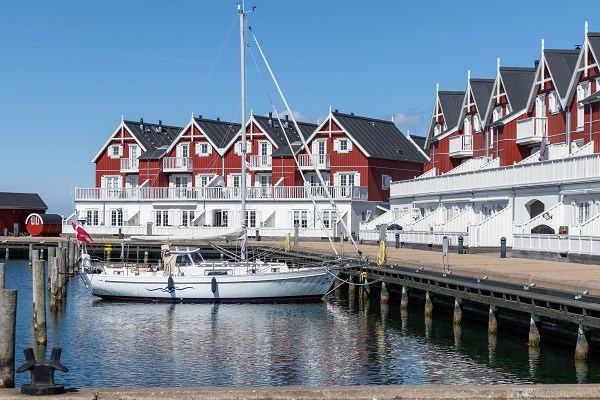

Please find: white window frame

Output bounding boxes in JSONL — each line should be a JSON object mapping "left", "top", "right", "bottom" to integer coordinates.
{"left": 334, "top": 138, "right": 352, "bottom": 153}
{"left": 196, "top": 174, "right": 216, "bottom": 188}
{"left": 196, "top": 142, "right": 212, "bottom": 157}
{"left": 548, "top": 91, "right": 559, "bottom": 114}
{"left": 86, "top": 209, "right": 99, "bottom": 226}
{"left": 213, "top": 210, "right": 229, "bottom": 227}
{"left": 473, "top": 114, "right": 482, "bottom": 132}
{"left": 292, "top": 210, "right": 308, "bottom": 229}
{"left": 381, "top": 175, "right": 391, "bottom": 190}
{"left": 246, "top": 210, "right": 257, "bottom": 228}
{"left": 492, "top": 106, "right": 502, "bottom": 122}
{"left": 577, "top": 81, "right": 591, "bottom": 130}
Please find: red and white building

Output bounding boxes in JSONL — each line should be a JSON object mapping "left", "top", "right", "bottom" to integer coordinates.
{"left": 70, "top": 110, "right": 427, "bottom": 239}
{"left": 373, "top": 23, "right": 600, "bottom": 261}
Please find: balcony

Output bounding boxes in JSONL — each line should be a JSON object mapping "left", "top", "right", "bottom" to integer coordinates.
{"left": 298, "top": 154, "right": 330, "bottom": 170}
{"left": 162, "top": 157, "right": 193, "bottom": 172}
{"left": 249, "top": 155, "right": 272, "bottom": 170}
{"left": 120, "top": 158, "right": 139, "bottom": 173}
{"left": 74, "top": 185, "right": 368, "bottom": 201}
{"left": 449, "top": 135, "right": 473, "bottom": 158}
{"left": 516, "top": 117, "right": 547, "bottom": 146}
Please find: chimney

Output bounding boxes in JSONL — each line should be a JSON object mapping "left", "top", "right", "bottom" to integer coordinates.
{"left": 534, "top": 59, "right": 540, "bottom": 68}
{"left": 284, "top": 114, "right": 289, "bottom": 128}
{"left": 217, "top": 117, "right": 220, "bottom": 121}
{"left": 140, "top": 117, "right": 144, "bottom": 131}
{"left": 268, "top": 112, "right": 273, "bottom": 127}
{"left": 158, "top": 119, "right": 163, "bottom": 133}
{"left": 334, "top": 109, "right": 339, "bottom": 113}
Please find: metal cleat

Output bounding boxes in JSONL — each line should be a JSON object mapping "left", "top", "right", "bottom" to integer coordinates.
{"left": 17, "top": 347, "right": 69, "bottom": 395}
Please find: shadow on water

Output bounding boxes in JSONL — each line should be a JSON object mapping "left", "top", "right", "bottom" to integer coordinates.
{"left": 5, "top": 258, "right": 600, "bottom": 388}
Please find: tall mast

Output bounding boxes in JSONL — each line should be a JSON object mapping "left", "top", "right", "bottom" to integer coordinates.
{"left": 238, "top": 2, "right": 247, "bottom": 261}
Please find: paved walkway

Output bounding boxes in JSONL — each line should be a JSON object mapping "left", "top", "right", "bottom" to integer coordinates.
{"left": 256, "top": 239, "right": 600, "bottom": 296}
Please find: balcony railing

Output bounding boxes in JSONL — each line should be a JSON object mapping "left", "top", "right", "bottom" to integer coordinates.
{"left": 390, "top": 153, "right": 600, "bottom": 199}
{"left": 297, "top": 154, "right": 330, "bottom": 169}
{"left": 249, "top": 155, "right": 272, "bottom": 170}
{"left": 162, "top": 157, "right": 193, "bottom": 172}
{"left": 449, "top": 134, "right": 473, "bottom": 158}
{"left": 516, "top": 117, "right": 547, "bottom": 145}
{"left": 75, "top": 185, "right": 368, "bottom": 201}
{"left": 120, "top": 158, "right": 139, "bottom": 173}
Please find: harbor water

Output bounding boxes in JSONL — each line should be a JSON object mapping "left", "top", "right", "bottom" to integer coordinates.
{"left": 4, "top": 259, "right": 600, "bottom": 388}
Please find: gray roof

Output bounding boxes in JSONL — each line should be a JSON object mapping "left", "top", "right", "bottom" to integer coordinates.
{"left": 470, "top": 79, "right": 495, "bottom": 118}
{"left": 254, "top": 114, "right": 317, "bottom": 157}
{"left": 588, "top": 33, "right": 600, "bottom": 64}
{"left": 544, "top": 49, "right": 579, "bottom": 98}
{"left": 580, "top": 91, "right": 600, "bottom": 105}
{"left": 500, "top": 67, "right": 536, "bottom": 111}
{"left": 194, "top": 117, "right": 240, "bottom": 149}
{"left": 333, "top": 112, "right": 428, "bottom": 163}
{"left": 124, "top": 120, "right": 182, "bottom": 159}
{"left": 0, "top": 192, "right": 47, "bottom": 210}
{"left": 438, "top": 91, "right": 464, "bottom": 130}
{"left": 138, "top": 146, "right": 169, "bottom": 160}
{"left": 37, "top": 214, "right": 64, "bottom": 224}
{"left": 410, "top": 134, "right": 426, "bottom": 150}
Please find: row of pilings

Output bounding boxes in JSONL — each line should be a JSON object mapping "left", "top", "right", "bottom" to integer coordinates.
{"left": 339, "top": 269, "right": 596, "bottom": 363}
{"left": 0, "top": 239, "right": 80, "bottom": 388}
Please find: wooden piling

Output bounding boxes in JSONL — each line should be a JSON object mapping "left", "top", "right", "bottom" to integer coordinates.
{"left": 488, "top": 305, "right": 498, "bottom": 335}
{"left": 4, "top": 247, "right": 8, "bottom": 260}
{"left": 0, "top": 263, "right": 4, "bottom": 288}
{"left": 144, "top": 251, "right": 149, "bottom": 265}
{"left": 575, "top": 324, "right": 589, "bottom": 360}
{"left": 32, "top": 260, "right": 47, "bottom": 345}
{"left": 528, "top": 314, "right": 541, "bottom": 347}
{"left": 69, "top": 240, "right": 76, "bottom": 275}
{"left": 49, "top": 256, "right": 59, "bottom": 310}
{"left": 400, "top": 285, "right": 409, "bottom": 310}
{"left": 60, "top": 247, "right": 68, "bottom": 298}
{"left": 424, "top": 291, "right": 433, "bottom": 317}
{"left": 453, "top": 298, "right": 462, "bottom": 325}
{"left": 28, "top": 244, "right": 33, "bottom": 265}
{"left": 0, "top": 289, "right": 17, "bottom": 388}
{"left": 348, "top": 275, "right": 355, "bottom": 296}
{"left": 380, "top": 281, "right": 389, "bottom": 304}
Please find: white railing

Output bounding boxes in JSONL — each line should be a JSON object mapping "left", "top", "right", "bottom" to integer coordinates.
{"left": 359, "top": 229, "right": 469, "bottom": 247}
{"left": 406, "top": 207, "right": 445, "bottom": 231}
{"left": 568, "top": 140, "right": 594, "bottom": 157}
{"left": 247, "top": 227, "right": 334, "bottom": 238}
{"left": 120, "top": 158, "right": 139, "bottom": 172}
{"left": 390, "top": 153, "right": 600, "bottom": 199}
{"left": 513, "top": 234, "right": 600, "bottom": 256}
{"left": 434, "top": 207, "right": 473, "bottom": 233}
{"left": 516, "top": 117, "right": 547, "bottom": 144}
{"left": 468, "top": 204, "right": 513, "bottom": 247}
{"left": 360, "top": 208, "right": 409, "bottom": 230}
{"left": 574, "top": 211, "right": 600, "bottom": 236}
{"left": 449, "top": 134, "right": 473, "bottom": 157}
{"left": 445, "top": 157, "right": 495, "bottom": 175}
{"left": 75, "top": 185, "right": 368, "bottom": 201}
{"left": 519, "top": 143, "right": 569, "bottom": 164}
{"left": 162, "top": 157, "right": 193, "bottom": 171}
{"left": 297, "top": 154, "right": 330, "bottom": 169}
{"left": 249, "top": 155, "right": 272, "bottom": 169}
{"left": 416, "top": 168, "right": 437, "bottom": 179}
{"left": 514, "top": 202, "right": 564, "bottom": 234}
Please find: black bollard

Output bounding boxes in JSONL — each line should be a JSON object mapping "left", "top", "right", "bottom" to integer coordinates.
{"left": 395, "top": 232, "right": 400, "bottom": 249}
{"left": 458, "top": 235, "right": 464, "bottom": 254}
{"left": 500, "top": 237, "right": 506, "bottom": 258}
{"left": 255, "top": 229, "right": 261, "bottom": 241}
{"left": 17, "top": 347, "right": 68, "bottom": 395}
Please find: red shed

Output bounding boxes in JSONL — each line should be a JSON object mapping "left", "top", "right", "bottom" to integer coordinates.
{"left": 26, "top": 213, "right": 63, "bottom": 237}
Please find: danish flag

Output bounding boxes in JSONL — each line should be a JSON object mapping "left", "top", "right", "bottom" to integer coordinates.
{"left": 72, "top": 223, "right": 93, "bottom": 244}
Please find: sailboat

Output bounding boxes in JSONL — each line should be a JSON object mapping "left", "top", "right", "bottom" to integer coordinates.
{"left": 79, "top": 4, "right": 341, "bottom": 303}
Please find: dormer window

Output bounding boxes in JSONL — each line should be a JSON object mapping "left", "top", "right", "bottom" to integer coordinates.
{"left": 548, "top": 91, "right": 560, "bottom": 114}
{"left": 473, "top": 114, "right": 482, "bottom": 132}
{"left": 493, "top": 106, "right": 502, "bottom": 122}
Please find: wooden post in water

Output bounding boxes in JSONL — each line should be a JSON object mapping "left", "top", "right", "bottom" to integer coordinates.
{"left": 347, "top": 275, "right": 355, "bottom": 296}
{"left": 488, "top": 305, "right": 498, "bottom": 335}
{"left": 0, "top": 263, "right": 4, "bottom": 288}
{"left": 400, "top": 285, "right": 409, "bottom": 310}
{"left": 380, "top": 281, "right": 389, "bottom": 304}
{"left": 424, "top": 290, "right": 433, "bottom": 317}
{"left": 69, "top": 239, "right": 77, "bottom": 275}
{"left": 28, "top": 244, "right": 33, "bottom": 265}
{"left": 453, "top": 297, "right": 463, "bottom": 325}
{"left": 49, "top": 256, "right": 59, "bottom": 310}
{"left": 528, "top": 313, "right": 541, "bottom": 347}
{"left": 0, "top": 289, "right": 17, "bottom": 388}
{"left": 40, "top": 248, "right": 44, "bottom": 260}
{"left": 575, "top": 323, "right": 589, "bottom": 360}
{"left": 4, "top": 247, "right": 8, "bottom": 260}
{"left": 61, "top": 247, "right": 68, "bottom": 298}
{"left": 32, "top": 259, "right": 47, "bottom": 345}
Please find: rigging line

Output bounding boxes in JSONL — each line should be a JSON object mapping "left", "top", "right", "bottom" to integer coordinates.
{"left": 248, "top": 27, "right": 360, "bottom": 254}
{"left": 246, "top": 45, "right": 339, "bottom": 253}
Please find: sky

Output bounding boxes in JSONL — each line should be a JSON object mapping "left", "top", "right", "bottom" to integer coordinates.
{"left": 1, "top": 0, "right": 598, "bottom": 216}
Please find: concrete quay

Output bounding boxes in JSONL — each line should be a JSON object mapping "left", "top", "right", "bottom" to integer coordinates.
{"left": 2, "top": 385, "right": 600, "bottom": 400}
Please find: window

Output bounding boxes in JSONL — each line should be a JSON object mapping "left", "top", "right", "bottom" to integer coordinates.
{"left": 292, "top": 210, "right": 308, "bottom": 228}
{"left": 246, "top": 210, "right": 257, "bottom": 228}
{"left": 108, "top": 145, "right": 122, "bottom": 158}
{"left": 381, "top": 175, "right": 391, "bottom": 190}
{"left": 463, "top": 117, "right": 472, "bottom": 136}
{"left": 577, "top": 201, "right": 591, "bottom": 224}
{"left": 492, "top": 106, "right": 502, "bottom": 122}
{"left": 155, "top": 210, "right": 170, "bottom": 226}
{"left": 196, "top": 142, "right": 212, "bottom": 156}
{"left": 433, "top": 123, "right": 442, "bottom": 136}
{"left": 129, "top": 145, "right": 139, "bottom": 159}
{"left": 334, "top": 138, "right": 352, "bottom": 153}
{"left": 321, "top": 210, "right": 338, "bottom": 229}
{"left": 577, "top": 82, "right": 591, "bottom": 129}
{"left": 182, "top": 210, "right": 195, "bottom": 227}
{"left": 213, "top": 210, "right": 229, "bottom": 227}
{"left": 86, "top": 210, "right": 99, "bottom": 226}
{"left": 548, "top": 91, "right": 559, "bottom": 114}
{"left": 234, "top": 141, "right": 251, "bottom": 155}
{"left": 473, "top": 114, "right": 481, "bottom": 132}
{"left": 110, "top": 209, "right": 123, "bottom": 227}
{"left": 196, "top": 174, "right": 216, "bottom": 187}
{"left": 126, "top": 175, "right": 138, "bottom": 188}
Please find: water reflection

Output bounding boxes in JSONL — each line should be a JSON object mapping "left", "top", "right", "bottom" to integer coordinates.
{"left": 4, "top": 259, "right": 600, "bottom": 388}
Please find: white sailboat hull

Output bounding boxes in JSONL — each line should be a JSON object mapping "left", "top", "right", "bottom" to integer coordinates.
{"left": 83, "top": 268, "right": 337, "bottom": 303}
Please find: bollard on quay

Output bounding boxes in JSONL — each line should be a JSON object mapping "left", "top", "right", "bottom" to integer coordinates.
{"left": 17, "top": 347, "right": 68, "bottom": 395}
{"left": 500, "top": 237, "right": 507, "bottom": 258}
{"left": 458, "top": 235, "right": 464, "bottom": 254}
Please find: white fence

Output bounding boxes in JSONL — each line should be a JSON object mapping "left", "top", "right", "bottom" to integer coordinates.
{"left": 360, "top": 229, "right": 468, "bottom": 247}
{"left": 360, "top": 208, "right": 409, "bottom": 230}
{"left": 391, "top": 153, "right": 600, "bottom": 198}
{"left": 445, "top": 157, "right": 496, "bottom": 175}
{"left": 513, "top": 234, "right": 600, "bottom": 255}
{"left": 468, "top": 204, "right": 513, "bottom": 247}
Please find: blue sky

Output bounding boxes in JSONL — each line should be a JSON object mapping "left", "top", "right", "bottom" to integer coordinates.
{"left": 1, "top": 0, "right": 597, "bottom": 215}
